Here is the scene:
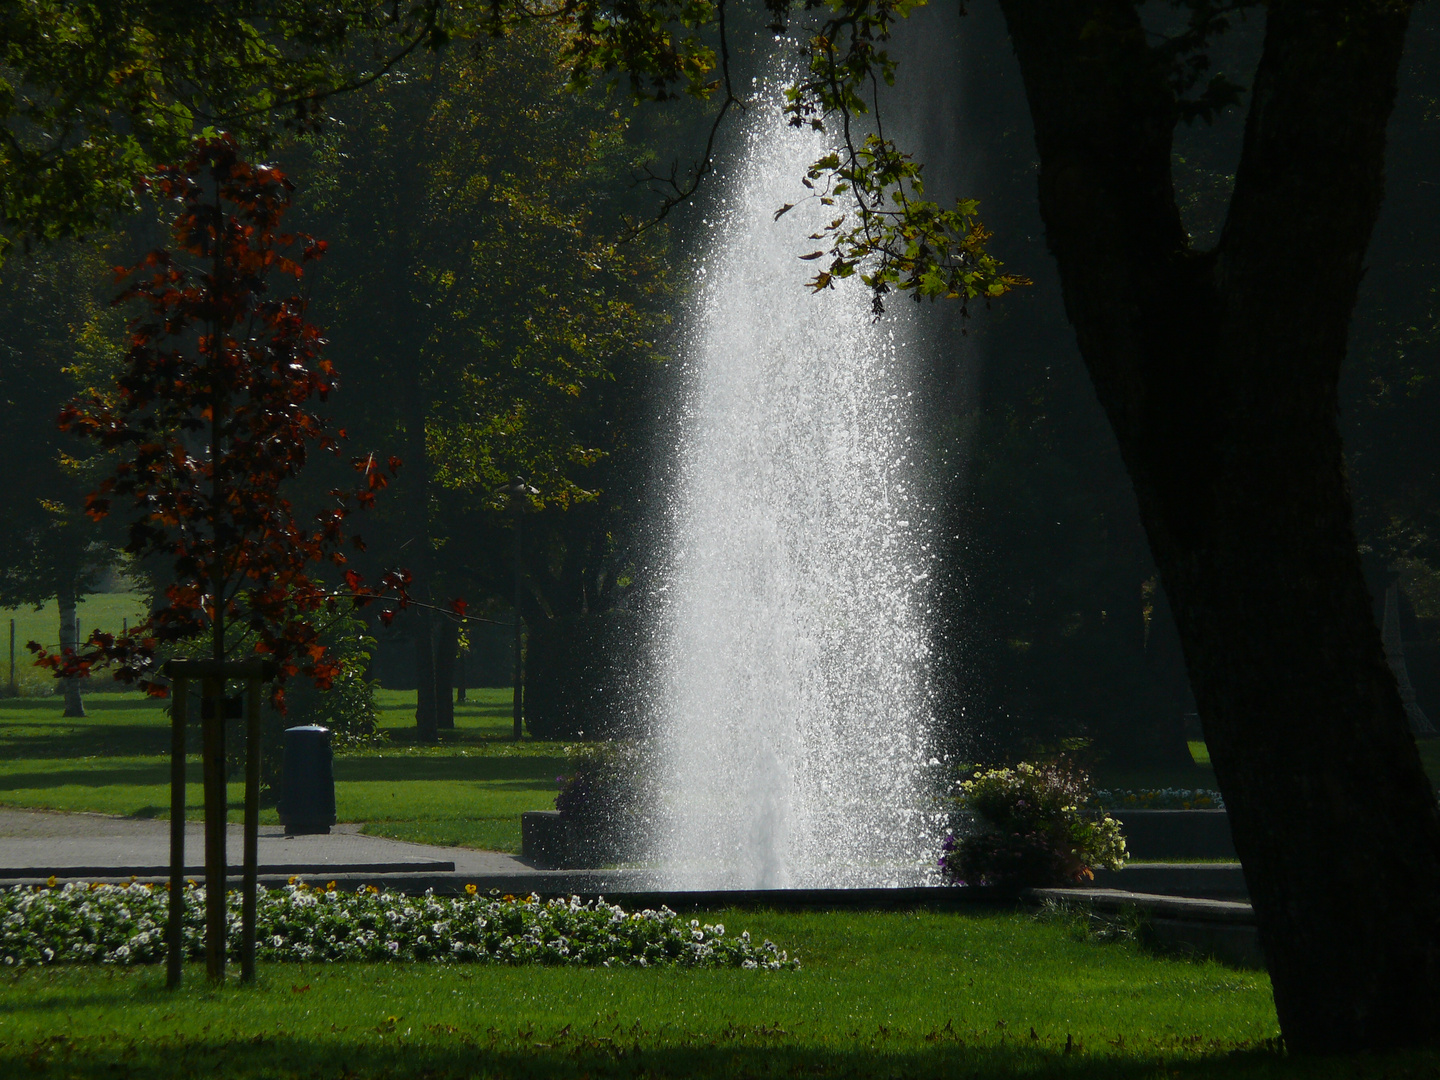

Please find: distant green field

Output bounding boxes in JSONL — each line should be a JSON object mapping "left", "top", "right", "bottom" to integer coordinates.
{"left": 1, "top": 592, "right": 151, "bottom": 695}
{"left": 0, "top": 686, "right": 563, "bottom": 853}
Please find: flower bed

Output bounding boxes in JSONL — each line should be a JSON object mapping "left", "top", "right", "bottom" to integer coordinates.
{"left": 1094, "top": 788, "right": 1225, "bottom": 810}
{"left": 1, "top": 881, "right": 797, "bottom": 970}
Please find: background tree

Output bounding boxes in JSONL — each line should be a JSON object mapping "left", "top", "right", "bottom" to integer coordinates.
{"left": 0, "top": 0, "right": 446, "bottom": 256}
{"left": 896, "top": 3, "right": 1210, "bottom": 771}
{"left": 1343, "top": 6, "right": 1440, "bottom": 701}
{"left": 294, "top": 28, "right": 668, "bottom": 739}
{"left": 0, "top": 240, "right": 126, "bottom": 712}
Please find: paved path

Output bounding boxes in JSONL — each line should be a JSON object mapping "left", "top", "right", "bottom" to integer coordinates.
{"left": 0, "top": 808, "right": 1251, "bottom": 946}
{"left": 0, "top": 807, "right": 643, "bottom": 893}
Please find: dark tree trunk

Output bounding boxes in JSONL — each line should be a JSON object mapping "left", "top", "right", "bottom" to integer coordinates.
{"left": 435, "top": 614, "right": 456, "bottom": 730}
{"left": 996, "top": 0, "right": 1440, "bottom": 1051}
{"left": 56, "top": 582, "right": 84, "bottom": 718}
{"left": 400, "top": 347, "right": 439, "bottom": 743}
{"left": 414, "top": 609, "right": 438, "bottom": 743}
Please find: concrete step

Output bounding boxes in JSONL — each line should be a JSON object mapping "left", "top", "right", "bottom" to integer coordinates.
{"left": 0, "top": 860, "right": 454, "bottom": 879}
{"left": 1090, "top": 861, "right": 1247, "bottom": 899}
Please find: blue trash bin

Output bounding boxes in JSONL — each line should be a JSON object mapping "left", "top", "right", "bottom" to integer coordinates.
{"left": 277, "top": 725, "right": 336, "bottom": 835}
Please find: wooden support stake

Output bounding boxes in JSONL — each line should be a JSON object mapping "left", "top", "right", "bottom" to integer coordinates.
{"left": 161, "top": 657, "right": 275, "bottom": 988}
{"left": 241, "top": 679, "right": 262, "bottom": 983}
{"left": 167, "top": 677, "right": 188, "bottom": 989}
{"left": 201, "top": 675, "right": 227, "bottom": 982}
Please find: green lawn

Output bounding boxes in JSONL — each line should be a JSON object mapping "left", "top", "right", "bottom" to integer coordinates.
{"left": 0, "top": 907, "right": 1342, "bottom": 1080}
{"left": 0, "top": 687, "right": 564, "bottom": 853}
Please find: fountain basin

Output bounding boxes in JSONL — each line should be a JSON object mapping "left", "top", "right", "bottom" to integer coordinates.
{"left": 521, "top": 811, "right": 629, "bottom": 870}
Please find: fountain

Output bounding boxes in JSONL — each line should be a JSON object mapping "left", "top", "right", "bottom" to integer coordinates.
{"left": 648, "top": 80, "right": 944, "bottom": 889}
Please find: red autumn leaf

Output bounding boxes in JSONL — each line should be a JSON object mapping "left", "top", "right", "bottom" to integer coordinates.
{"left": 30, "top": 134, "right": 410, "bottom": 703}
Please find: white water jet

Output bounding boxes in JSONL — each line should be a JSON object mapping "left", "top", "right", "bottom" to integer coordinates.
{"left": 650, "top": 82, "right": 942, "bottom": 889}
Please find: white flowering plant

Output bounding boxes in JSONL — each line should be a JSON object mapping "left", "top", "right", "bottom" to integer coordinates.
{"left": 940, "top": 760, "right": 1127, "bottom": 888}
{"left": 0, "top": 881, "right": 797, "bottom": 970}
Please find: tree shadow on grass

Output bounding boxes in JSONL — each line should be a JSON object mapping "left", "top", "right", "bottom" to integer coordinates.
{"left": 0, "top": 762, "right": 175, "bottom": 791}
{"left": 334, "top": 756, "right": 566, "bottom": 783}
{"left": 452, "top": 700, "right": 513, "bottom": 717}
{"left": 0, "top": 757, "right": 565, "bottom": 791}
{"left": 0, "top": 988, "right": 144, "bottom": 1017}
{"left": 0, "top": 697, "right": 162, "bottom": 713}
{"left": 4, "top": 1031, "right": 1417, "bottom": 1080}
{"left": 0, "top": 722, "right": 173, "bottom": 760}
{"left": 379, "top": 725, "right": 537, "bottom": 748}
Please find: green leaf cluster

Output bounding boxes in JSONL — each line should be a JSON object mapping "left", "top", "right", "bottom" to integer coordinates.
{"left": 0, "top": 0, "right": 447, "bottom": 256}
{"left": 305, "top": 26, "right": 669, "bottom": 502}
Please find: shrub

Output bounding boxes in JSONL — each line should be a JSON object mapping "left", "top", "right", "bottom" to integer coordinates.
{"left": 554, "top": 741, "right": 646, "bottom": 864}
{"left": 276, "top": 607, "right": 382, "bottom": 750}
{"left": 941, "top": 760, "right": 1127, "bottom": 888}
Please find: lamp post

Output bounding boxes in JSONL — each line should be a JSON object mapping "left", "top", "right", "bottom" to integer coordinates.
{"left": 496, "top": 478, "right": 536, "bottom": 740}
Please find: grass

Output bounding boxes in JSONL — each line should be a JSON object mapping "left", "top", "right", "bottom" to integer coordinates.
{"left": 0, "top": 686, "right": 564, "bottom": 853}
{"left": 344, "top": 689, "right": 565, "bottom": 850}
{"left": 0, "top": 907, "right": 1353, "bottom": 1080}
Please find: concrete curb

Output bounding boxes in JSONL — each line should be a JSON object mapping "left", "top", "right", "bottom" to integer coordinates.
{"left": 0, "top": 861, "right": 455, "bottom": 879}
{"left": 1091, "top": 861, "right": 1247, "bottom": 899}
{"left": 1027, "top": 886, "right": 1263, "bottom": 969}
